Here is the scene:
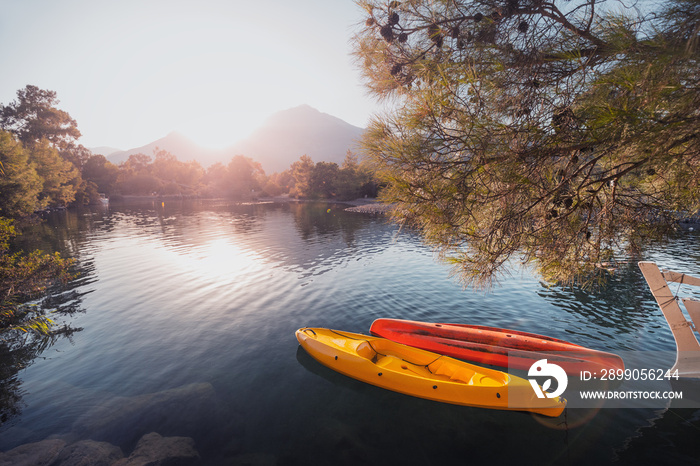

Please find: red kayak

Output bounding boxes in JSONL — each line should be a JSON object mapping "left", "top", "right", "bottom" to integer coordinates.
{"left": 369, "top": 318, "right": 624, "bottom": 375}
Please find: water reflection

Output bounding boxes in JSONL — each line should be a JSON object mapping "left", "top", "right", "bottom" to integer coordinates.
{"left": 536, "top": 263, "right": 666, "bottom": 350}
{"left": 536, "top": 231, "right": 700, "bottom": 354}
{"left": 86, "top": 200, "right": 391, "bottom": 282}
{"left": 1, "top": 201, "right": 699, "bottom": 464}
{"left": 0, "top": 263, "right": 90, "bottom": 425}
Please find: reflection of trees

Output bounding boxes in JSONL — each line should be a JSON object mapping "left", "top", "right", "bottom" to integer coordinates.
{"left": 1, "top": 212, "right": 99, "bottom": 425}
{"left": 536, "top": 263, "right": 654, "bottom": 338}
{"left": 282, "top": 202, "right": 397, "bottom": 279}
{"left": 0, "top": 327, "right": 81, "bottom": 424}
{"left": 0, "top": 270, "right": 88, "bottom": 425}
{"left": 150, "top": 200, "right": 269, "bottom": 252}
{"left": 110, "top": 200, "right": 385, "bottom": 278}
{"left": 290, "top": 202, "right": 368, "bottom": 246}
{"left": 13, "top": 207, "right": 113, "bottom": 258}
{"left": 82, "top": 200, "right": 391, "bottom": 281}
{"left": 0, "top": 200, "right": 391, "bottom": 425}
{"left": 536, "top": 232, "right": 700, "bottom": 349}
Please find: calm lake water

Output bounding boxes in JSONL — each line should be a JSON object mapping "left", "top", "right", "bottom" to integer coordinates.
{"left": 2, "top": 200, "right": 699, "bottom": 464}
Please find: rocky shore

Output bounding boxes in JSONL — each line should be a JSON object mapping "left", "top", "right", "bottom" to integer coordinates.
{"left": 107, "top": 194, "right": 396, "bottom": 215}
{"left": 258, "top": 196, "right": 395, "bottom": 214}
{"left": 0, "top": 382, "right": 243, "bottom": 466}
{"left": 0, "top": 432, "right": 199, "bottom": 466}
{"left": 342, "top": 199, "right": 394, "bottom": 215}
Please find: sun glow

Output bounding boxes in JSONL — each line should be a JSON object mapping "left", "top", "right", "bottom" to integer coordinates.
{"left": 193, "top": 238, "right": 260, "bottom": 280}
{"left": 0, "top": 1, "right": 375, "bottom": 151}
{"left": 179, "top": 109, "right": 267, "bottom": 149}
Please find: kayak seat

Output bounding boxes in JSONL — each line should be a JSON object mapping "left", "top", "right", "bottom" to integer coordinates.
{"left": 356, "top": 341, "right": 398, "bottom": 367}
{"left": 375, "top": 354, "right": 404, "bottom": 369}
{"left": 356, "top": 341, "right": 379, "bottom": 361}
{"left": 430, "top": 359, "right": 476, "bottom": 384}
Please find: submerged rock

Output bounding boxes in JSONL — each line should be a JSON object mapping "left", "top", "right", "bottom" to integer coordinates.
{"left": 0, "top": 433, "right": 199, "bottom": 466}
{"left": 114, "top": 432, "right": 199, "bottom": 466}
{"left": 54, "top": 439, "right": 124, "bottom": 466}
{"left": 72, "top": 382, "right": 222, "bottom": 448}
{"left": 0, "top": 438, "right": 66, "bottom": 466}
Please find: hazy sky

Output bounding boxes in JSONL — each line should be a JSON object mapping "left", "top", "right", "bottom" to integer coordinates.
{"left": 0, "top": 0, "right": 380, "bottom": 150}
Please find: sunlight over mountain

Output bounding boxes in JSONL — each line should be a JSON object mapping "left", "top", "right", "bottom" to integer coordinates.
{"left": 0, "top": 0, "right": 376, "bottom": 150}
{"left": 179, "top": 109, "right": 267, "bottom": 150}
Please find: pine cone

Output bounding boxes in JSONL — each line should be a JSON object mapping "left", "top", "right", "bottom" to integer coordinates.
{"left": 389, "top": 12, "right": 399, "bottom": 26}
{"left": 380, "top": 25, "right": 394, "bottom": 42}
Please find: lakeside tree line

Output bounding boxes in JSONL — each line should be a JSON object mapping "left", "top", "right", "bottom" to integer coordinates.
{"left": 0, "top": 86, "right": 80, "bottom": 346}
{"left": 90, "top": 149, "right": 378, "bottom": 202}
{"left": 0, "top": 84, "right": 377, "bottom": 342}
{"left": 0, "top": 85, "right": 379, "bottom": 220}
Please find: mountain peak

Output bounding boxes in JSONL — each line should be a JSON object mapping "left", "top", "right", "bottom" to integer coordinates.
{"left": 291, "top": 104, "right": 316, "bottom": 112}
{"left": 105, "top": 106, "right": 365, "bottom": 174}
{"left": 161, "top": 131, "right": 192, "bottom": 143}
{"left": 262, "top": 105, "right": 358, "bottom": 132}
{"left": 238, "top": 105, "right": 365, "bottom": 172}
{"left": 266, "top": 104, "right": 321, "bottom": 122}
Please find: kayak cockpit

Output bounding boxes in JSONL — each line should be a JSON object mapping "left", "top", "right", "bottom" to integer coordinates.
{"left": 429, "top": 358, "right": 508, "bottom": 386}
{"left": 354, "top": 339, "right": 441, "bottom": 377}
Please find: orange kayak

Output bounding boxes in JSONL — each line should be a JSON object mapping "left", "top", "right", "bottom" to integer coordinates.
{"left": 296, "top": 327, "right": 566, "bottom": 417}
{"left": 370, "top": 318, "right": 624, "bottom": 375}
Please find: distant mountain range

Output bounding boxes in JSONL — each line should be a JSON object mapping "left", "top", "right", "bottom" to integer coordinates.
{"left": 95, "top": 105, "right": 366, "bottom": 174}
{"left": 90, "top": 146, "right": 123, "bottom": 157}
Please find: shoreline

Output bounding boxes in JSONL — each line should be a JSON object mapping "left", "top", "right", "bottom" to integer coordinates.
{"left": 107, "top": 195, "right": 395, "bottom": 214}
{"left": 260, "top": 196, "right": 395, "bottom": 214}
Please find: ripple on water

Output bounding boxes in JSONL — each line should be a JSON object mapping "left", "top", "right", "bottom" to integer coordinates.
{"left": 2, "top": 203, "right": 700, "bottom": 464}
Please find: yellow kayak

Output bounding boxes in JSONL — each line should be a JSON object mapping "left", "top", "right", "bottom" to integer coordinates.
{"left": 296, "top": 328, "right": 566, "bottom": 417}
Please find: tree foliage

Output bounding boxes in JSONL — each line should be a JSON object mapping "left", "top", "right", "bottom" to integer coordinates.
{"left": 0, "top": 84, "right": 379, "bottom": 208}
{"left": 29, "top": 140, "right": 80, "bottom": 208}
{"left": 354, "top": 0, "right": 700, "bottom": 286}
{"left": 337, "top": 151, "right": 380, "bottom": 199}
{"left": 0, "top": 218, "right": 73, "bottom": 339}
{"left": 291, "top": 155, "right": 316, "bottom": 197}
{"left": 201, "top": 155, "right": 265, "bottom": 199}
{"left": 222, "top": 155, "right": 265, "bottom": 198}
{"left": 115, "top": 149, "right": 206, "bottom": 196}
{"left": 0, "top": 132, "right": 42, "bottom": 217}
{"left": 0, "top": 86, "right": 90, "bottom": 212}
{"left": 82, "top": 154, "right": 120, "bottom": 195}
{"left": 0, "top": 86, "right": 80, "bottom": 360}
{"left": 290, "top": 153, "right": 378, "bottom": 199}
{"left": 0, "top": 131, "right": 80, "bottom": 214}
{"left": 0, "top": 85, "right": 81, "bottom": 150}
{"left": 113, "top": 150, "right": 271, "bottom": 199}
